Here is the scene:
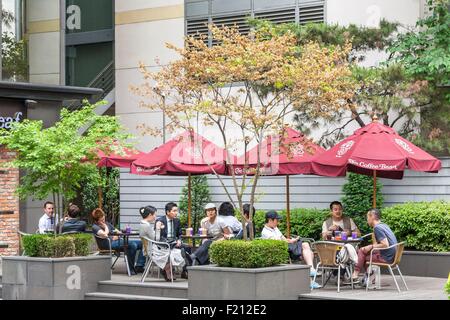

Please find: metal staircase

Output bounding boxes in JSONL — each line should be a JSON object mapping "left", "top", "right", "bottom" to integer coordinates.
{"left": 67, "top": 60, "right": 115, "bottom": 114}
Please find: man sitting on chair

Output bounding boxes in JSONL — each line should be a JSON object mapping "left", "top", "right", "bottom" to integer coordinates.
{"left": 261, "top": 210, "right": 320, "bottom": 288}
{"left": 60, "top": 203, "right": 86, "bottom": 233}
{"left": 322, "top": 201, "right": 360, "bottom": 240}
{"left": 156, "top": 202, "right": 192, "bottom": 279}
{"left": 351, "top": 208, "right": 398, "bottom": 283}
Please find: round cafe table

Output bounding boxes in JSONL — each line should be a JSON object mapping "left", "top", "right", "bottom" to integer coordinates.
{"left": 181, "top": 234, "right": 213, "bottom": 249}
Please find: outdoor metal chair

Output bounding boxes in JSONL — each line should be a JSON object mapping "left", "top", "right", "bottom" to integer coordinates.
{"left": 366, "top": 241, "right": 408, "bottom": 293}
{"left": 140, "top": 236, "right": 173, "bottom": 283}
{"left": 312, "top": 241, "right": 355, "bottom": 293}
{"left": 93, "top": 233, "right": 131, "bottom": 277}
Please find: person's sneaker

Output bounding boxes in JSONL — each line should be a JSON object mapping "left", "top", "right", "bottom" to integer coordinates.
{"left": 181, "top": 270, "right": 189, "bottom": 279}
{"left": 310, "top": 281, "right": 322, "bottom": 289}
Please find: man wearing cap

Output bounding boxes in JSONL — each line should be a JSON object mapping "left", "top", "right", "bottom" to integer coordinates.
{"left": 261, "top": 210, "right": 321, "bottom": 289}
{"left": 190, "top": 203, "right": 232, "bottom": 265}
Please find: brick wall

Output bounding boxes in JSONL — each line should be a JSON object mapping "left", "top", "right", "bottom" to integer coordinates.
{"left": 0, "top": 146, "right": 20, "bottom": 256}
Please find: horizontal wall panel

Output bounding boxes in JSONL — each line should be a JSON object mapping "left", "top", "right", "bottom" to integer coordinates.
{"left": 119, "top": 158, "right": 450, "bottom": 229}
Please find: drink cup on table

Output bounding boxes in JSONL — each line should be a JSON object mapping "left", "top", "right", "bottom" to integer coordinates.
{"left": 202, "top": 228, "right": 207, "bottom": 236}
{"left": 335, "top": 231, "right": 341, "bottom": 241}
{"left": 341, "top": 232, "right": 348, "bottom": 241}
{"left": 352, "top": 231, "right": 358, "bottom": 239}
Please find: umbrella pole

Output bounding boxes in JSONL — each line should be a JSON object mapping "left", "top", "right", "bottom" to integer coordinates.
{"left": 286, "top": 175, "right": 291, "bottom": 238}
{"left": 98, "top": 167, "right": 103, "bottom": 209}
{"left": 373, "top": 170, "right": 377, "bottom": 208}
{"left": 188, "top": 173, "right": 192, "bottom": 228}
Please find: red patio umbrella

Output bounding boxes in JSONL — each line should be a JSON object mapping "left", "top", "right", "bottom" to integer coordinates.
{"left": 231, "top": 127, "right": 325, "bottom": 237}
{"left": 95, "top": 147, "right": 145, "bottom": 211}
{"left": 311, "top": 118, "right": 442, "bottom": 207}
{"left": 96, "top": 148, "right": 145, "bottom": 168}
{"left": 131, "top": 130, "right": 233, "bottom": 228}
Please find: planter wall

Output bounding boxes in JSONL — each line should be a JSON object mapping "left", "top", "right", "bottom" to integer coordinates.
{"left": 188, "top": 264, "right": 310, "bottom": 300}
{"left": 2, "top": 255, "right": 111, "bottom": 300}
{"left": 395, "top": 251, "right": 450, "bottom": 278}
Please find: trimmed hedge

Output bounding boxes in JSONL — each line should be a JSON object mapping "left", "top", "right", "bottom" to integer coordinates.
{"left": 252, "top": 208, "right": 329, "bottom": 239}
{"left": 22, "top": 233, "right": 92, "bottom": 257}
{"left": 383, "top": 201, "right": 450, "bottom": 252}
{"left": 210, "top": 239, "right": 289, "bottom": 268}
{"left": 446, "top": 278, "right": 450, "bottom": 300}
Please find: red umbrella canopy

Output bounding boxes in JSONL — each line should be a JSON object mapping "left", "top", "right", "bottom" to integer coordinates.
{"left": 131, "top": 131, "right": 232, "bottom": 175}
{"left": 232, "top": 127, "right": 325, "bottom": 176}
{"left": 311, "top": 121, "right": 442, "bottom": 179}
{"left": 96, "top": 147, "right": 145, "bottom": 168}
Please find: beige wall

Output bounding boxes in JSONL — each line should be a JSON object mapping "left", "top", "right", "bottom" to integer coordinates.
{"left": 115, "top": 1, "right": 184, "bottom": 151}
{"left": 26, "top": 0, "right": 61, "bottom": 85}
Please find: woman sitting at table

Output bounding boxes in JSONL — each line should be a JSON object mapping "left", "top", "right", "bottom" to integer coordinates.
{"left": 139, "top": 206, "right": 185, "bottom": 281}
{"left": 92, "top": 208, "right": 146, "bottom": 275}
{"left": 218, "top": 201, "right": 242, "bottom": 236}
{"left": 190, "top": 203, "right": 231, "bottom": 265}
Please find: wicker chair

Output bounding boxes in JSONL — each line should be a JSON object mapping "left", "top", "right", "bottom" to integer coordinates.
{"left": 313, "top": 241, "right": 355, "bottom": 292}
{"left": 366, "top": 241, "right": 408, "bottom": 293}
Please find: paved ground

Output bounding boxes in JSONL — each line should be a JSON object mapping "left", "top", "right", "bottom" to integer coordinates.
{"left": 1, "top": 257, "right": 447, "bottom": 300}
{"left": 300, "top": 274, "right": 448, "bottom": 300}
{"left": 109, "top": 259, "right": 447, "bottom": 300}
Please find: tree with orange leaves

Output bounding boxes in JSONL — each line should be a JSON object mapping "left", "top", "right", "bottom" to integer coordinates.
{"left": 131, "top": 24, "right": 355, "bottom": 239}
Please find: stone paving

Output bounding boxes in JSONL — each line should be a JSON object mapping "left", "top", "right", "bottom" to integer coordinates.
{"left": 1, "top": 257, "right": 447, "bottom": 300}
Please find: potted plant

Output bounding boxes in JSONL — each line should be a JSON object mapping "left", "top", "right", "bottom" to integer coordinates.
{"left": 2, "top": 233, "right": 111, "bottom": 300}
{"left": 187, "top": 239, "right": 311, "bottom": 300}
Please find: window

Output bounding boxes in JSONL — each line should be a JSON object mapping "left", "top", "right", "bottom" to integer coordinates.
{"left": 185, "top": 0, "right": 325, "bottom": 47}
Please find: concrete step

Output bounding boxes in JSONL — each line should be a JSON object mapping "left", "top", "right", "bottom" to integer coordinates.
{"left": 85, "top": 292, "right": 187, "bottom": 300}
{"left": 97, "top": 280, "right": 188, "bottom": 299}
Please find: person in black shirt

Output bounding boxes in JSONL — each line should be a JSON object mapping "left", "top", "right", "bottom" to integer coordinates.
{"left": 60, "top": 203, "right": 86, "bottom": 233}
{"left": 92, "top": 208, "right": 145, "bottom": 275}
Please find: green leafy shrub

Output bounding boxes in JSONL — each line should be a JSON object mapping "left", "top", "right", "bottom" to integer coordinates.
{"left": 210, "top": 239, "right": 288, "bottom": 268}
{"left": 342, "top": 172, "right": 384, "bottom": 235}
{"left": 252, "top": 208, "right": 329, "bottom": 239}
{"left": 446, "top": 277, "right": 450, "bottom": 299}
{"left": 179, "top": 175, "right": 211, "bottom": 233}
{"left": 382, "top": 201, "right": 450, "bottom": 252}
{"left": 22, "top": 234, "right": 92, "bottom": 257}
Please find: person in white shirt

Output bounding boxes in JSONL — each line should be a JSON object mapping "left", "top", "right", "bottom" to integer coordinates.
{"left": 190, "top": 203, "right": 231, "bottom": 265}
{"left": 38, "top": 201, "right": 54, "bottom": 234}
{"left": 218, "top": 202, "right": 242, "bottom": 235}
{"left": 261, "top": 210, "right": 321, "bottom": 289}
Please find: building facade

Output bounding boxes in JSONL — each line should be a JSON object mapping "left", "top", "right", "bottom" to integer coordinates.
{"left": 3, "top": 0, "right": 448, "bottom": 231}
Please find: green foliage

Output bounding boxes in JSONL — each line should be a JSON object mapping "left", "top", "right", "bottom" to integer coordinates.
{"left": 210, "top": 239, "right": 289, "bottom": 268}
{"left": 1, "top": 32, "right": 28, "bottom": 81}
{"left": 252, "top": 208, "right": 329, "bottom": 240}
{"left": 0, "top": 102, "right": 132, "bottom": 229}
{"left": 387, "top": 0, "right": 450, "bottom": 155}
{"left": 342, "top": 173, "right": 384, "bottom": 235}
{"left": 179, "top": 175, "right": 211, "bottom": 233}
{"left": 80, "top": 167, "right": 120, "bottom": 226}
{"left": 22, "top": 234, "right": 92, "bottom": 257}
{"left": 445, "top": 278, "right": 450, "bottom": 299}
{"left": 389, "top": 0, "right": 450, "bottom": 86}
{"left": 249, "top": 19, "right": 399, "bottom": 61}
{"left": 382, "top": 201, "right": 450, "bottom": 252}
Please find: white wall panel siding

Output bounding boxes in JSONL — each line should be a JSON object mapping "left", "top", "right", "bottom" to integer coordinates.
{"left": 119, "top": 158, "right": 450, "bottom": 228}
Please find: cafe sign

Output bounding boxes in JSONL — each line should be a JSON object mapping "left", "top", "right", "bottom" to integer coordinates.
{"left": 0, "top": 102, "right": 26, "bottom": 130}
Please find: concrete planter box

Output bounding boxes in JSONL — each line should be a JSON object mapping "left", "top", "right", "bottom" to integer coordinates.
{"left": 2, "top": 255, "right": 111, "bottom": 300}
{"left": 188, "top": 264, "right": 310, "bottom": 300}
{"left": 396, "top": 251, "right": 450, "bottom": 278}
